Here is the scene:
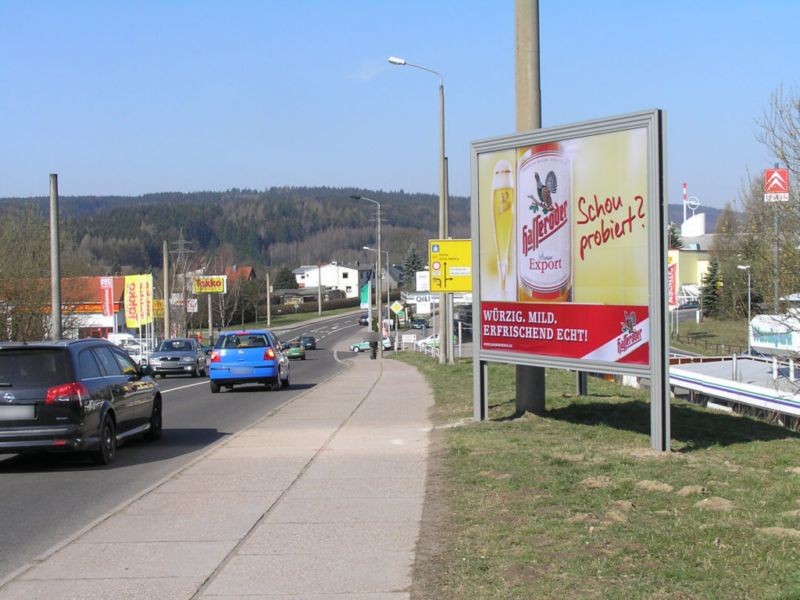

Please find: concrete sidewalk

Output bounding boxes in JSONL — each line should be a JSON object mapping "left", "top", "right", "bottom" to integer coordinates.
{"left": 0, "top": 336, "right": 434, "bottom": 599}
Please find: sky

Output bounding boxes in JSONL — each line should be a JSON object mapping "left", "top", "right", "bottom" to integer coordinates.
{"left": 1, "top": 1, "right": 797, "bottom": 210}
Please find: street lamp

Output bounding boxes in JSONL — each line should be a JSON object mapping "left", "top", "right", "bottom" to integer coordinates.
{"left": 737, "top": 265, "right": 752, "bottom": 355}
{"left": 388, "top": 55, "right": 451, "bottom": 364}
{"left": 363, "top": 246, "right": 390, "bottom": 322}
{"left": 350, "top": 195, "right": 382, "bottom": 356}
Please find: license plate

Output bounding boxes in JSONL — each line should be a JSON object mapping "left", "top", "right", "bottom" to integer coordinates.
{"left": 0, "top": 405, "right": 34, "bottom": 420}
{"left": 231, "top": 367, "right": 252, "bottom": 376}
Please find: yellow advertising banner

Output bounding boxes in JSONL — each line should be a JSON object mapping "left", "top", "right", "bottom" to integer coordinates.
{"left": 193, "top": 275, "right": 227, "bottom": 294}
{"left": 124, "top": 274, "right": 154, "bottom": 328}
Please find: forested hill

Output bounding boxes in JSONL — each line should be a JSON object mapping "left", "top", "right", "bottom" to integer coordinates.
{"left": 0, "top": 186, "right": 721, "bottom": 274}
{"left": 0, "top": 187, "right": 470, "bottom": 272}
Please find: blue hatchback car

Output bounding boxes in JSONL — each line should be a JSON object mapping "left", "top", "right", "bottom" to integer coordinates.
{"left": 208, "top": 330, "right": 290, "bottom": 393}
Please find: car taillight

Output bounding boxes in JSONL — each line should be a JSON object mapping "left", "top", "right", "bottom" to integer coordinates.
{"left": 45, "top": 382, "right": 89, "bottom": 405}
{"left": 210, "top": 351, "right": 221, "bottom": 363}
{"left": 264, "top": 348, "right": 276, "bottom": 360}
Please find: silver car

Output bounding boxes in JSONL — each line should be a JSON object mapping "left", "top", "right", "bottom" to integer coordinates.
{"left": 148, "top": 338, "right": 207, "bottom": 378}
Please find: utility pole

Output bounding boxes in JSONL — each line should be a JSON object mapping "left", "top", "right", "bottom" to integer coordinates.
{"left": 163, "top": 240, "right": 170, "bottom": 338}
{"left": 49, "top": 174, "right": 62, "bottom": 340}
{"left": 170, "top": 230, "right": 193, "bottom": 337}
{"left": 515, "top": 0, "right": 546, "bottom": 415}
{"left": 266, "top": 271, "right": 271, "bottom": 327}
{"left": 774, "top": 162, "right": 780, "bottom": 313}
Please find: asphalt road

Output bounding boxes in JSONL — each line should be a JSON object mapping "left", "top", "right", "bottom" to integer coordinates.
{"left": 0, "top": 313, "right": 361, "bottom": 581}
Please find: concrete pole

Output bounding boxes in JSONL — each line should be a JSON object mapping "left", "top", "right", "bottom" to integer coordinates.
{"left": 515, "top": 0, "right": 546, "bottom": 415}
{"left": 438, "top": 80, "right": 452, "bottom": 365}
{"left": 207, "top": 293, "right": 213, "bottom": 344}
{"left": 444, "top": 156, "right": 455, "bottom": 364}
{"left": 318, "top": 264, "right": 322, "bottom": 317}
{"left": 163, "top": 240, "right": 170, "bottom": 339}
{"left": 774, "top": 207, "right": 780, "bottom": 313}
{"left": 377, "top": 203, "right": 383, "bottom": 357}
{"left": 266, "top": 272, "right": 271, "bottom": 327}
{"left": 773, "top": 162, "right": 780, "bottom": 313}
{"left": 49, "top": 174, "right": 62, "bottom": 340}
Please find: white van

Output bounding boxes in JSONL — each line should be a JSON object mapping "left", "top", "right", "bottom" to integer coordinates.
{"left": 106, "top": 333, "right": 145, "bottom": 364}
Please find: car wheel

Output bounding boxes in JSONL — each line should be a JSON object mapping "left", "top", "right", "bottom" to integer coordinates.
{"left": 191, "top": 366, "right": 198, "bottom": 378}
{"left": 210, "top": 380, "right": 220, "bottom": 394}
{"left": 200, "top": 365, "right": 207, "bottom": 377}
{"left": 270, "top": 378, "right": 282, "bottom": 391}
{"left": 158, "top": 373, "right": 166, "bottom": 379}
{"left": 92, "top": 415, "right": 116, "bottom": 466}
{"left": 301, "top": 355, "right": 306, "bottom": 360}
{"left": 145, "top": 399, "right": 162, "bottom": 441}
{"left": 352, "top": 347, "right": 360, "bottom": 353}
{"left": 281, "top": 371, "right": 290, "bottom": 388}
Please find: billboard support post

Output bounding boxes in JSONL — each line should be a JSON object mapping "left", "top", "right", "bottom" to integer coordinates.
{"left": 471, "top": 109, "right": 669, "bottom": 451}
{"left": 163, "top": 240, "right": 170, "bottom": 339}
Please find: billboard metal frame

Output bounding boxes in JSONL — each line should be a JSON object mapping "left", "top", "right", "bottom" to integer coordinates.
{"left": 470, "top": 109, "right": 670, "bottom": 451}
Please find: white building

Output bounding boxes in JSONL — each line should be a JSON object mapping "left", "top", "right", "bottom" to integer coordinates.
{"left": 293, "top": 262, "right": 359, "bottom": 299}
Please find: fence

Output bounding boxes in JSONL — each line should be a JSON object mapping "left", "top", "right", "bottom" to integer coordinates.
{"left": 670, "top": 332, "right": 747, "bottom": 356}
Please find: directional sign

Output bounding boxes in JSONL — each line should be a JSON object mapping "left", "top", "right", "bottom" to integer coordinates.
{"left": 764, "top": 168, "right": 789, "bottom": 203}
{"left": 390, "top": 301, "right": 403, "bottom": 314}
{"left": 428, "top": 239, "right": 473, "bottom": 293}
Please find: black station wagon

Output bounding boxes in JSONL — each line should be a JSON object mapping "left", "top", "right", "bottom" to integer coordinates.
{"left": 0, "top": 339, "right": 161, "bottom": 465}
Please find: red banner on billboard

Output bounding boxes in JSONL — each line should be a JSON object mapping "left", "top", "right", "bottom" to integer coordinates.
{"left": 480, "top": 301, "right": 649, "bottom": 365}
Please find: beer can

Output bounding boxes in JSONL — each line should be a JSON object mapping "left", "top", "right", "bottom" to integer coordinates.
{"left": 516, "top": 142, "right": 572, "bottom": 302}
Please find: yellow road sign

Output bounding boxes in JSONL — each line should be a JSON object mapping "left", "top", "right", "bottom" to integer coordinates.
{"left": 428, "top": 239, "right": 473, "bottom": 292}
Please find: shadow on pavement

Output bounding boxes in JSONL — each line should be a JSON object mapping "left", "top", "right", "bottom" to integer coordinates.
{"left": 0, "top": 427, "right": 230, "bottom": 472}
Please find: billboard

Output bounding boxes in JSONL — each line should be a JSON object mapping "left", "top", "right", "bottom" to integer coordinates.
{"left": 471, "top": 110, "right": 666, "bottom": 377}
{"left": 764, "top": 168, "right": 789, "bottom": 203}
{"left": 193, "top": 275, "right": 227, "bottom": 294}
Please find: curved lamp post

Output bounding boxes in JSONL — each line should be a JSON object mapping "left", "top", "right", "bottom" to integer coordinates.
{"left": 350, "top": 195, "right": 382, "bottom": 357}
{"left": 388, "top": 55, "right": 451, "bottom": 364}
{"left": 363, "top": 246, "right": 390, "bottom": 323}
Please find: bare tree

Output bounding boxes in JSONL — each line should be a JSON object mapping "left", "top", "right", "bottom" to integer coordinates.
{"left": 756, "top": 85, "right": 800, "bottom": 178}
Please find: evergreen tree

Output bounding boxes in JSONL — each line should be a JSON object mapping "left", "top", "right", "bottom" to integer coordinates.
{"left": 668, "top": 223, "right": 683, "bottom": 249}
{"left": 402, "top": 243, "right": 424, "bottom": 290}
{"left": 700, "top": 258, "right": 722, "bottom": 317}
{"left": 273, "top": 267, "right": 298, "bottom": 290}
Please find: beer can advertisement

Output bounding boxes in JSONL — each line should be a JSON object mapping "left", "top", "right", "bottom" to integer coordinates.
{"left": 473, "top": 111, "right": 666, "bottom": 372}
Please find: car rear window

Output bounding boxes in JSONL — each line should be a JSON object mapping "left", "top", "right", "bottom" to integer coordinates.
{"left": 217, "top": 334, "right": 269, "bottom": 349}
{"left": 0, "top": 348, "right": 71, "bottom": 387}
{"left": 159, "top": 340, "right": 190, "bottom": 351}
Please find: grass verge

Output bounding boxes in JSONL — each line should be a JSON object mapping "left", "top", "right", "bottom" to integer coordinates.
{"left": 397, "top": 353, "right": 800, "bottom": 599}
{"left": 670, "top": 316, "right": 749, "bottom": 356}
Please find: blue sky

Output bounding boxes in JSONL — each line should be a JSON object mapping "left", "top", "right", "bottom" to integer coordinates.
{"left": 1, "top": 1, "right": 797, "bottom": 210}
